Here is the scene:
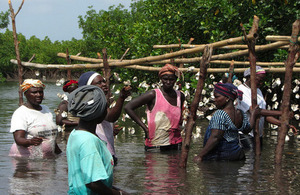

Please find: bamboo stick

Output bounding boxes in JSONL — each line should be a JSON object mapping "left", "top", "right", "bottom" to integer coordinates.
{"left": 275, "top": 20, "right": 300, "bottom": 165}
{"left": 266, "top": 35, "right": 300, "bottom": 42}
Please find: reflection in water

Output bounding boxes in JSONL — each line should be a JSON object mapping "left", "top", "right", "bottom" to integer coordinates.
{"left": 143, "top": 151, "right": 185, "bottom": 195}
{"left": 9, "top": 155, "right": 68, "bottom": 195}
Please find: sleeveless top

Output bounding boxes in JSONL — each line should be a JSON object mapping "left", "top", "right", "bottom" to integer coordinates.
{"left": 203, "top": 109, "right": 250, "bottom": 161}
{"left": 145, "top": 89, "right": 182, "bottom": 147}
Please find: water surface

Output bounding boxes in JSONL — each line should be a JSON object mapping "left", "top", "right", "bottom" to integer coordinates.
{"left": 1, "top": 81, "right": 300, "bottom": 195}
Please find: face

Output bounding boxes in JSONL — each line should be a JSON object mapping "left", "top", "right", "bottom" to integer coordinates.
{"left": 66, "top": 85, "right": 78, "bottom": 94}
{"left": 213, "top": 91, "right": 229, "bottom": 109}
{"left": 160, "top": 74, "right": 177, "bottom": 91}
{"left": 91, "top": 75, "right": 108, "bottom": 94}
{"left": 24, "top": 87, "right": 44, "bottom": 106}
{"left": 255, "top": 73, "right": 265, "bottom": 88}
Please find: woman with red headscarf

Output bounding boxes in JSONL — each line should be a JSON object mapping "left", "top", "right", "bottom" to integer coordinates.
{"left": 55, "top": 80, "right": 79, "bottom": 131}
{"left": 125, "top": 64, "right": 185, "bottom": 151}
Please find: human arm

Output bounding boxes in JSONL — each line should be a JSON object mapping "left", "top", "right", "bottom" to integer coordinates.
{"left": 124, "top": 90, "right": 156, "bottom": 139}
{"left": 265, "top": 116, "right": 298, "bottom": 134}
{"left": 105, "top": 86, "right": 131, "bottom": 123}
{"left": 242, "top": 105, "right": 261, "bottom": 134}
{"left": 193, "top": 129, "right": 224, "bottom": 163}
{"left": 13, "top": 130, "right": 43, "bottom": 147}
{"left": 56, "top": 101, "right": 78, "bottom": 126}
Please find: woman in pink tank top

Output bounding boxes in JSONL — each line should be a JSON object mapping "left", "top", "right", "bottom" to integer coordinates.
{"left": 125, "top": 64, "right": 185, "bottom": 151}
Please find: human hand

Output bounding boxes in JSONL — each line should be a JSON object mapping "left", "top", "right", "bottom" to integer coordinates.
{"left": 193, "top": 155, "right": 203, "bottom": 163}
{"left": 30, "top": 137, "right": 43, "bottom": 146}
{"left": 249, "top": 105, "right": 261, "bottom": 118}
{"left": 113, "top": 124, "right": 123, "bottom": 136}
{"left": 120, "top": 86, "right": 132, "bottom": 99}
{"left": 289, "top": 124, "right": 299, "bottom": 135}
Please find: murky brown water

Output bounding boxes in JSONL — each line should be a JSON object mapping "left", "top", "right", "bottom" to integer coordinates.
{"left": 1, "top": 81, "right": 300, "bottom": 195}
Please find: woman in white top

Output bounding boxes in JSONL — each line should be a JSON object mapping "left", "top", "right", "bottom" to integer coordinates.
{"left": 9, "top": 79, "right": 61, "bottom": 158}
{"left": 237, "top": 66, "right": 298, "bottom": 149}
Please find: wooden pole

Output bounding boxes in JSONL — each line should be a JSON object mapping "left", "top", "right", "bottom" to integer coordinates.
{"left": 243, "top": 15, "right": 261, "bottom": 155}
{"left": 10, "top": 59, "right": 300, "bottom": 73}
{"left": 56, "top": 41, "right": 286, "bottom": 66}
{"left": 227, "top": 60, "right": 235, "bottom": 84}
{"left": 9, "top": 0, "right": 24, "bottom": 106}
{"left": 66, "top": 48, "right": 71, "bottom": 80}
{"left": 179, "top": 45, "right": 213, "bottom": 168}
{"left": 62, "top": 34, "right": 256, "bottom": 67}
{"left": 120, "top": 48, "right": 130, "bottom": 61}
{"left": 266, "top": 35, "right": 300, "bottom": 42}
{"left": 275, "top": 20, "right": 300, "bottom": 164}
{"left": 102, "top": 48, "right": 112, "bottom": 101}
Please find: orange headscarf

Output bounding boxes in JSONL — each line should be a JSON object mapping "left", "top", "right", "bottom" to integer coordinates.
{"left": 158, "top": 64, "right": 182, "bottom": 79}
{"left": 20, "top": 79, "right": 45, "bottom": 93}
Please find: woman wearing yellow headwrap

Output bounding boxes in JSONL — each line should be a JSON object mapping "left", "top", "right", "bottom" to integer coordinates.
{"left": 9, "top": 79, "right": 61, "bottom": 158}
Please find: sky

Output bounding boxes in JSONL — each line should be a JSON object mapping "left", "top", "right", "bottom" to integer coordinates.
{"left": 0, "top": 0, "right": 132, "bottom": 41}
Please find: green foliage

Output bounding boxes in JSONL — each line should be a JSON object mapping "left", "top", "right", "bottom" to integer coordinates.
{"left": 0, "top": 0, "right": 299, "bottom": 86}
{"left": 0, "top": 10, "right": 9, "bottom": 29}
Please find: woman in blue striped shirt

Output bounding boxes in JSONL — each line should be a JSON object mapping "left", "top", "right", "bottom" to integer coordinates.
{"left": 194, "top": 83, "right": 259, "bottom": 162}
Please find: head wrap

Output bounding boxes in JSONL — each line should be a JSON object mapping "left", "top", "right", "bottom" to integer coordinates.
{"left": 20, "top": 79, "right": 45, "bottom": 93}
{"left": 63, "top": 80, "right": 78, "bottom": 92}
{"left": 243, "top": 66, "right": 266, "bottom": 77}
{"left": 68, "top": 85, "right": 107, "bottom": 121}
{"left": 214, "top": 82, "right": 243, "bottom": 101}
{"left": 158, "top": 64, "right": 182, "bottom": 79}
{"left": 78, "top": 71, "right": 101, "bottom": 87}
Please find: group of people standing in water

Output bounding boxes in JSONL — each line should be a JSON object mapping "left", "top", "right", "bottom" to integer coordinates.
{"left": 8, "top": 64, "right": 298, "bottom": 194}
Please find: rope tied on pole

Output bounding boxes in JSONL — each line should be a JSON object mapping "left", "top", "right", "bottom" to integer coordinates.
{"left": 290, "top": 35, "right": 300, "bottom": 45}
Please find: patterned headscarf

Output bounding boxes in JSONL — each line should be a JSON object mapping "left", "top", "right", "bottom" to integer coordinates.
{"left": 63, "top": 80, "right": 78, "bottom": 92}
{"left": 214, "top": 82, "right": 243, "bottom": 100}
{"left": 20, "top": 79, "right": 45, "bottom": 93}
{"left": 158, "top": 64, "right": 182, "bottom": 79}
{"left": 243, "top": 66, "right": 266, "bottom": 77}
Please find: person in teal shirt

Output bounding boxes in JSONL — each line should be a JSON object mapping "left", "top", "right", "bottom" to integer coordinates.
{"left": 66, "top": 85, "right": 128, "bottom": 195}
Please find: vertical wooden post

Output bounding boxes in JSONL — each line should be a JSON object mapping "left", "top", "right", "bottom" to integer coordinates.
{"left": 66, "top": 48, "right": 71, "bottom": 80}
{"left": 275, "top": 20, "right": 300, "bottom": 164}
{"left": 227, "top": 60, "right": 235, "bottom": 84}
{"left": 8, "top": 0, "right": 24, "bottom": 106}
{"left": 242, "top": 16, "right": 260, "bottom": 155}
{"left": 102, "top": 48, "right": 112, "bottom": 101}
{"left": 179, "top": 45, "right": 213, "bottom": 168}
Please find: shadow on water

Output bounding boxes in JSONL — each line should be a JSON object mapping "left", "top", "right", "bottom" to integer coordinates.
{"left": 1, "top": 81, "right": 300, "bottom": 194}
